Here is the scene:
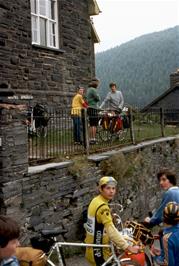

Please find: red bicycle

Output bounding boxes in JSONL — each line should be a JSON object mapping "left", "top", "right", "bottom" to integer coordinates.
{"left": 97, "top": 108, "right": 130, "bottom": 142}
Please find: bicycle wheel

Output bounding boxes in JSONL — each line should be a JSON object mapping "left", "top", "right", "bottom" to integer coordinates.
{"left": 36, "top": 126, "right": 47, "bottom": 137}
{"left": 97, "top": 119, "right": 112, "bottom": 142}
{"left": 114, "top": 128, "right": 128, "bottom": 141}
{"left": 98, "top": 127, "right": 112, "bottom": 142}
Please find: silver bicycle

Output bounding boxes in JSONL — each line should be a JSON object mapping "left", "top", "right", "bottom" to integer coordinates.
{"left": 46, "top": 240, "right": 140, "bottom": 266}
{"left": 31, "top": 203, "right": 153, "bottom": 266}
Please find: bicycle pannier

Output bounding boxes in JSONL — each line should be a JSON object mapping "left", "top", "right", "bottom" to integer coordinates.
{"left": 122, "top": 115, "right": 130, "bottom": 129}
{"left": 16, "top": 247, "right": 46, "bottom": 266}
{"left": 111, "top": 117, "right": 123, "bottom": 132}
{"left": 30, "top": 236, "right": 54, "bottom": 253}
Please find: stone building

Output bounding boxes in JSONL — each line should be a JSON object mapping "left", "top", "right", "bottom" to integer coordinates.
{"left": 0, "top": 0, "right": 100, "bottom": 107}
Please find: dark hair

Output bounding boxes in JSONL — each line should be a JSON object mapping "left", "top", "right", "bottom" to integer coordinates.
{"left": 88, "top": 78, "right": 100, "bottom": 88}
{"left": 76, "top": 86, "right": 85, "bottom": 92}
{"left": 157, "top": 169, "right": 177, "bottom": 185}
{"left": 100, "top": 184, "right": 106, "bottom": 190}
{"left": 109, "top": 82, "right": 117, "bottom": 88}
{"left": 0, "top": 216, "right": 20, "bottom": 248}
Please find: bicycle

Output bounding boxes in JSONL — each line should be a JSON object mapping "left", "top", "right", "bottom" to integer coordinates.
{"left": 26, "top": 104, "right": 49, "bottom": 138}
{"left": 30, "top": 203, "right": 155, "bottom": 266}
{"left": 97, "top": 108, "right": 130, "bottom": 142}
{"left": 31, "top": 228, "right": 141, "bottom": 266}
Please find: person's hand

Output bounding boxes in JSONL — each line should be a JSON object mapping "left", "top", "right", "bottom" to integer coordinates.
{"left": 127, "top": 245, "right": 140, "bottom": 254}
{"left": 150, "top": 244, "right": 161, "bottom": 256}
{"left": 144, "top": 216, "right": 151, "bottom": 223}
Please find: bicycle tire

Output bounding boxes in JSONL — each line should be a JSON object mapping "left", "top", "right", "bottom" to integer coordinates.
{"left": 111, "top": 128, "right": 128, "bottom": 142}
{"left": 36, "top": 126, "right": 47, "bottom": 137}
{"left": 97, "top": 119, "right": 112, "bottom": 142}
{"left": 98, "top": 127, "right": 112, "bottom": 142}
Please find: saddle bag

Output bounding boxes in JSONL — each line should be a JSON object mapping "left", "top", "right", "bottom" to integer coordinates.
{"left": 16, "top": 247, "right": 46, "bottom": 266}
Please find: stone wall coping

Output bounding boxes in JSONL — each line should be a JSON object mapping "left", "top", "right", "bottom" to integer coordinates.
{"left": 28, "top": 161, "right": 73, "bottom": 175}
{"left": 27, "top": 135, "right": 179, "bottom": 173}
{"left": 88, "top": 136, "right": 179, "bottom": 163}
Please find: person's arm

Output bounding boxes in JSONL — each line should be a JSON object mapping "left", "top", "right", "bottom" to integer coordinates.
{"left": 118, "top": 91, "right": 124, "bottom": 110}
{"left": 105, "top": 224, "right": 139, "bottom": 253}
{"left": 149, "top": 191, "right": 171, "bottom": 226}
{"left": 100, "top": 93, "right": 110, "bottom": 108}
{"left": 97, "top": 205, "right": 139, "bottom": 253}
{"left": 79, "top": 95, "right": 88, "bottom": 108}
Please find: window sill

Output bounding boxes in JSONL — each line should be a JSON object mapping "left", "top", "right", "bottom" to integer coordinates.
{"left": 32, "top": 44, "right": 65, "bottom": 54}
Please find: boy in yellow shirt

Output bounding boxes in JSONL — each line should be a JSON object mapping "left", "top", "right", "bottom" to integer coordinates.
{"left": 85, "top": 176, "right": 139, "bottom": 266}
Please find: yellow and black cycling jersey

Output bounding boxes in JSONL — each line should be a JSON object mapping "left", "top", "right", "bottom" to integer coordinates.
{"left": 85, "top": 195, "right": 128, "bottom": 266}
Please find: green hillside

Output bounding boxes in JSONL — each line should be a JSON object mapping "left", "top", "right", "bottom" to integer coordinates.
{"left": 95, "top": 26, "right": 179, "bottom": 107}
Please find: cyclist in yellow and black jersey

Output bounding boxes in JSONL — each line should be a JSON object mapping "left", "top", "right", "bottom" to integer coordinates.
{"left": 85, "top": 176, "right": 139, "bottom": 266}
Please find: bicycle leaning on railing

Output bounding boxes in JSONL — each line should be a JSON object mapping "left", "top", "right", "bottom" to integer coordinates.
{"left": 29, "top": 203, "right": 159, "bottom": 266}
{"left": 25, "top": 103, "right": 49, "bottom": 138}
{"left": 97, "top": 107, "right": 130, "bottom": 142}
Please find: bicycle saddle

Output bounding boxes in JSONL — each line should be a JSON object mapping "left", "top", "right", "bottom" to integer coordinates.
{"left": 41, "top": 228, "right": 67, "bottom": 237}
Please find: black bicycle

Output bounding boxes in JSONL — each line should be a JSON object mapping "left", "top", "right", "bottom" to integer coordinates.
{"left": 27, "top": 104, "right": 49, "bottom": 138}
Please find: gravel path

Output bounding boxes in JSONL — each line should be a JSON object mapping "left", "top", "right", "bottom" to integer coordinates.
{"left": 66, "top": 254, "right": 89, "bottom": 266}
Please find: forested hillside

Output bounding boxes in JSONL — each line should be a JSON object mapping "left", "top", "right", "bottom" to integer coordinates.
{"left": 96, "top": 26, "right": 179, "bottom": 107}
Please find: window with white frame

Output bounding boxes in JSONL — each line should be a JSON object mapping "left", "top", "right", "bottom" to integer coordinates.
{"left": 30, "top": 0, "right": 59, "bottom": 48}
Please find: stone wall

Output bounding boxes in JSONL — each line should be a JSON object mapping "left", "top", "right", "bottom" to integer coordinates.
{"left": 0, "top": 0, "right": 95, "bottom": 107}
{"left": 1, "top": 107, "right": 179, "bottom": 244}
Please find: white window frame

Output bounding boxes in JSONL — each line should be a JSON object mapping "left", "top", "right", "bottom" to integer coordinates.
{"left": 30, "top": 0, "right": 59, "bottom": 49}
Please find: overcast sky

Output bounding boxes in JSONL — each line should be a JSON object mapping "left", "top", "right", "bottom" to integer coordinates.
{"left": 93, "top": 0, "right": 179, "bottom": 53}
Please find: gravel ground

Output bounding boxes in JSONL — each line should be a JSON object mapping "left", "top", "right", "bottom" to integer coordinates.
{"left": 65, "top": 254, "right": 89, "bottom": 266}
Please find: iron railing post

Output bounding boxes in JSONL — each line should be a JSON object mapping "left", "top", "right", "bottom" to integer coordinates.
{"left": 81, "top": 108, "right": 89, "bottom": 155}
{"left": 129, "top": 107, "right": 135, "bottom": 144}
{"left": 160, "top": 107, "right": 165, "bottom": 137}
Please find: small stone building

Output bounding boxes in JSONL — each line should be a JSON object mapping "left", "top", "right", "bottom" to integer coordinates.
{"left": 0, "top": 0, "right": 100, "bottom": 107}
{"left": 141, "top": 70, "right": 179, "bottom": 124}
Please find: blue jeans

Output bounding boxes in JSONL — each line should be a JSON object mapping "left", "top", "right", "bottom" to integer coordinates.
{"left": 72, "top": 116, "right": 82, "bottom": 143}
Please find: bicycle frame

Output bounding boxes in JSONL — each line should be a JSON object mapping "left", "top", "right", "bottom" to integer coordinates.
{"left": 46, "top": 240, "right": 133, "bottom": 266}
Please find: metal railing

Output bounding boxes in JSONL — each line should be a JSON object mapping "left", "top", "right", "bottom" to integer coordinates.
{"left": 28, "top": 107, "right": 179, "bottom": 164}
